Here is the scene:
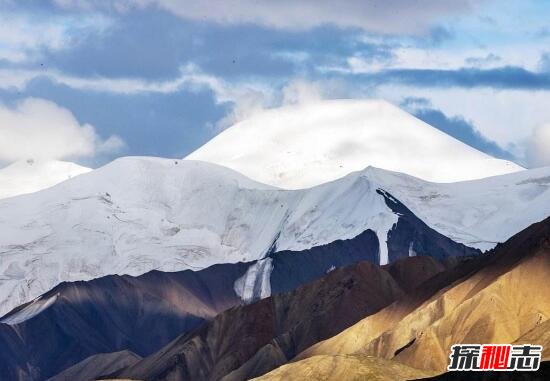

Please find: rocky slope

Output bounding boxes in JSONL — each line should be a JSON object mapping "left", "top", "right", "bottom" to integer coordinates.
{"left": 416, "top": 361, "right": 550, "bottom": 380}
{"left": 48, "top": 350, "right": 141, "bottom": 381}
{"left": 0, "top": 263, "right": 247, "bottom": 381}
{"left": 0, "top": 215, "right": 476, "bottom": 381}
{"left": 9, "top": 217, "right": 549, "bottom": 381}
{"left": 265, "top": 216, "right": 550, "bottom": 379}
{"left": 112, "top": 256, "right": 462, "bottom": 381}
{"left": 251, "top": 354, "right": 434, "bottom": 381}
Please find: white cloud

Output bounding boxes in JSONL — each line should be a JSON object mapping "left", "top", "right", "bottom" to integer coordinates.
{"left": 324, "top": 45, "right": 545, "bottom": 74}
{"left": 525, "top": 123, "right": 550, "bottom": 167}
{"left": 55, "top": 0, "right": 474, "bottom": 35}
{"left": 0, "top": 98, "right": 124, "bottom": 162}
{"left": 0, "top": 67, "right": 184, "bottom": 94}
{"left": 216, "top": 78, "right": 364, "bottom": 130}
{"left": 0, "top": 64, "right": 269, "bottom": 99}
{"left": 281, "top": 79, "right": 323, "bottom": 105}
{"left": 2, "top": 64, "right": 547, "bottom": 161}
{"left": 214, "top": 89, "right": 269, "bottom": 131}
{"left": 0, "top": 64, "right": 278, "bottom": 132}
{"left": 216, "top": 78, "right": 343, "bottom": 130}
{"left": 0, "top": 15, "right": 66, "bottom": 62}
{"left": 0, "top": 12, "right": 111, "bottom": 64}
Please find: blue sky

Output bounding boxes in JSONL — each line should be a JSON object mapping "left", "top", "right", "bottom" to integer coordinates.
{"left": 0, "top": 0, "right": 549, "bottom": 168}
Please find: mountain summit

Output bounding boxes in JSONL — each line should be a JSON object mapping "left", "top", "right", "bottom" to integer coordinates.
{"left": 0, "top": 159, "right": 91, "bottom": 199}
{"left": 186, "top": 99, "right": 523, "bottom": 188}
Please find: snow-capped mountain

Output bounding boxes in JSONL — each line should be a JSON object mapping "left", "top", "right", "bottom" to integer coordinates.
{"left": 0, "top": 159, "right": 91, "bottom": 199}
{"left": 186, "top": 99, "right": 523, "bottom": 189}
{"left": 0, "top": 157, "right": 397, "bottom": 315}
{"left": 0, "top": 156, "right": 548, "bottom": 316}
{"left": 364, "top": 166, "right": 550, "bottom": 251}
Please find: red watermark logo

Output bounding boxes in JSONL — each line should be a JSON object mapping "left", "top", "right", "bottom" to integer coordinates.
{"left": 448, "top": 344, "right": 542, "bottom": 371}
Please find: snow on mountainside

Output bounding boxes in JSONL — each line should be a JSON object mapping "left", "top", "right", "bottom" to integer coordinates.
{"left": 364, "top": 166, "right": 550, "bottom": 251}
{"left": 186, "top": 99, "right": 523, "bottom": 189}
{"left": 0, "top": 156, "right": 547, "bottom": 317}
{"left": 0, "top": 159, "right": 91, "bottom": 199}
{"left": 0, "top": 157, "right": 398, "bottom": 315}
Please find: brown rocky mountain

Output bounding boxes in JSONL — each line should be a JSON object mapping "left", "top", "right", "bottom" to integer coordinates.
{"left": 112, "top": 256, "right": 458, "bottom": 381}
{"left": 7, "top": 217, "right": 548, "bottom": 381}
{"left": 1, "top": 199, "right": 480, "bottom": 381}
{"left": 249, "top": 354, "right": 435, "bottom": 381}
{"left": 0, "top": 263, "right": 249, "bottom": 381}
{"left": 48, "top": 350, "right": 141, "bottom": 381}
{"left": 256, "top": 216, "right": 550, "bottom": 380}
{"left": 417, "top": 361, "right": 550, "bottom": 380}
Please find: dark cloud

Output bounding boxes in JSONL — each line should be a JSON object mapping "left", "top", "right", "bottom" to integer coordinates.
{"left": 465, "top": 53, "right": 501, "bottom": 67}
{"left": 401, "top": 97, "right": 516, "bottom": 161}
{"left": 354, "top": 66, "right": 550, "bottom": 90}
{"left": 34, "top": 7, "right": 397, "bottom": 81}
{"left": 51, "top": 0, "right": 474, "bottom": 35}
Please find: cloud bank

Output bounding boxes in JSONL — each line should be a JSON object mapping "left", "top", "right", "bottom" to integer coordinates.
{"left": 55, "top": 0, "right": 474, "bottom": 35}
{"left": 0, "top": 98, "right": 124, "bottom": 162}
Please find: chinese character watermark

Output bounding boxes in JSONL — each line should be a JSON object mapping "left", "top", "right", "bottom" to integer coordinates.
{"left": 448, "top": 344, "right": 542, "bottom": 371}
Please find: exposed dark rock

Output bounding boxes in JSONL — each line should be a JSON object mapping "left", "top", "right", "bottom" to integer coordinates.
{"left": 47, "top": 350, "right": 141, "bottom": 381}
{"left": 115, "top": 256, "right": 456, "bottom": 381}
{"left": 0, "top": 263, "right": 249, "bottom": 381}
{"left": 377, "top": 189, "right": 481, "bottom": 263}
{"left": 0, "top": 191, "right": 480, "bottom": 381}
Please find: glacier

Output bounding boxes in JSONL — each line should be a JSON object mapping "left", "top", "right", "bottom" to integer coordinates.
{"left": 0, "top": 156, "right": 548, "bottom": 316}
{"left": 0, "top": 157, "right": 398, "bottom": 315}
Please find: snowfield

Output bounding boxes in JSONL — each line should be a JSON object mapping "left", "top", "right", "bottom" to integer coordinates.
{"left": 0, "top": 156, "right": 548, "bottom": 316}
{"left": 0, "top": 99, "right": 544, "bottom": 317}
{"left": 364, "top": 166, "right": 550, "bottom": 251}
{"left": 186, "top": 99, "right": 523, "bottom": 189}
{"left": 0, "top": 159, "right": 91, "bottom": 199}
{"left": 0, "top": 157, "right": 397, "bottom": 315}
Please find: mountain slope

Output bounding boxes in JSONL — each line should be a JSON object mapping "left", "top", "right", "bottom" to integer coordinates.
{"left": 250, "top": 354, "right": 434, "bottom": 381}
{"left": 0, "top": 157, "right": 547, "bottom": 316}
{"left": 364, "top": 166, "right": 550, "bottom": 250}
{"left": 48, "top": 350, "right": 141, "bottom": 381}
{"left": 186, "top": 99, "right": 522, "bottom": 188}
{"left": 0, "top": 159, "right": 91, "bottom": 199}
{"left": 0, "top": 229, "right": 472, "bottom": 381}
{"left": 286, "top": 216, "right": 550, "bottom": 377}
{"left": 0, "top": 263, "right": 248, "bottom": 381}
{"left": 0, "top": 156, "right": 460, "bottom": 316}
{"left": 113, "top": 256, "right": 454, "bottom": 381}
{"left": 418, "top": 361, "right": 550, "bottom": 380}
{"left": 0, "top": 156, "right": 398, "bottom": 315}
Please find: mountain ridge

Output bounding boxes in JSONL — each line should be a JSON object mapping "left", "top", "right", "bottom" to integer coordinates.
{"left": 0, "top": 159, "right": 91, "bottom": 199}
{"left": 186, "top": 99, "right": 523, "bottom": 188}
{"left": 0, "top": 156, "right": 547, "bottom": 316}
{"left": 272, "top": 216, "right": 550, "bottom": 379}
